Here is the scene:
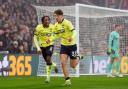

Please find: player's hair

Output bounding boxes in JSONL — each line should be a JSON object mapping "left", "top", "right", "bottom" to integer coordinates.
{"left": 41, "top": 16, "right": 50, "bottom": 23}
{"left": 54, "top": 9, "right": 63, "bottom": 15}
{"left": 115, "top": 24, "right": 121, "bottom": 28}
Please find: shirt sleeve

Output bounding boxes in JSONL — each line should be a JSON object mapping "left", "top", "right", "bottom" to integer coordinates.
{"left": 108, "top": 33, "right": 114, "bottom": 49}
{"left": 67, "top": 21, "right": 74, "bottom": 31}
{"left": 72, "top": 30, "right": 77, "bottom": 39}
{"left": 33, "top": 35, "right": 41, "bottom": 51}
{"left": 33, "top": 26, "right": 41, "bottom": 51}
{"left": 34, "top": 25, "right": 40, "bottom": 35}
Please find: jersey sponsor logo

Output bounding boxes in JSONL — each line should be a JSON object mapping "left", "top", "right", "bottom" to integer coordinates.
{"left": 36, "top": 33, "right": 52, "bottom": 37}
{"left": 57, "top": 29, "right": 65, "bottom": 34}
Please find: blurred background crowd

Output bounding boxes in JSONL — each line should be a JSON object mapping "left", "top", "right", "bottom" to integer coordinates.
{"left": 0, "top": 0, "right": 128, "bottom": 54}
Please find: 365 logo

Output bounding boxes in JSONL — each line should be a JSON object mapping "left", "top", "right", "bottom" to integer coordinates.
{"left": 0, "top": 55, "right": 32, "bottom": 76}
{"left": 8, "top": 55, "right": 32, "bottom": 76}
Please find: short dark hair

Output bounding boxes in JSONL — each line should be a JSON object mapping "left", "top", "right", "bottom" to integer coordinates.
{"left": 115, "top": 24, "right": 121, "bottom": 28}
{"left": 41, "top": 16, "right": 50, "bottom": 23}
{"left": 54, "top": 9, "right": 63, "bottom": 15}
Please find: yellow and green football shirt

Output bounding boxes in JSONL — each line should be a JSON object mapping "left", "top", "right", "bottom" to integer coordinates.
{"left": 34, "top": 24, "right": 55, "bottom": 47}
{"left": 54, "top": 19, "right": 76, "bottom": 46}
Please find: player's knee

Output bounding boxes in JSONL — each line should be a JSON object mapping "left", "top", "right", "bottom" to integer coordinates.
{"left": 71, "top": 65, "right": 76, "bottom": 68}
{"left": 71, "top": 63, "right": 78, "bottom": 68}
{"left": 46, "top": 62, "right": 52, "bottom": 65}
{"left": 45, "top": 56, "right": 52, "bottom": 65}
{"left": 46, "top": 59, "right": 52, "bottom": 65}
{"left": 70, "top": 60, "right": 78, "bottom": 68}
{"left": 61, "top": 61, "right": 66, "bottom": 67}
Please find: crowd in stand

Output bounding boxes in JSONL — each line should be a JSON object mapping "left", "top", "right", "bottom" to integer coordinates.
{"left": 0, "top": 0, "right": 87, "bottom": 54}
{"left": 0, "top": 0, "right": 37, "bottom": 54}
{"left": 0, "top": 0, "right": 128, "bottom": 54}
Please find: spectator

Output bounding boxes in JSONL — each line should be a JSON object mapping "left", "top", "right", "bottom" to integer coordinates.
{"left": 0, "top": 0, "right": 128, "bottom": 54}
{"left": 19, "top": 44, "right": 25, "bottom": 54}
{"left": 8, "top": 41, "right": 19, "bottom": 54}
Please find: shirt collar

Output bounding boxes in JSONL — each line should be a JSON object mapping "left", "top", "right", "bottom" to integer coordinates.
{"left": 58, "top": 18, "right": 64, "bottom": 24}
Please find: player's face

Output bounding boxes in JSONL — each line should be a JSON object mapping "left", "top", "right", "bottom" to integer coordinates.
{"left": 43, "top": 17, "right": 50, "bottom": 27}
{"left": 117, "top": 25, "right": 123, "bottom": 32}
{"left": 54, "top": 14, "right": 63, "bottom": 23}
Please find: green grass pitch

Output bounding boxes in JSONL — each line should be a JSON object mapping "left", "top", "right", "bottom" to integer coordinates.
{"left": 0, "top": 75, "right": 128, "bottom": 89}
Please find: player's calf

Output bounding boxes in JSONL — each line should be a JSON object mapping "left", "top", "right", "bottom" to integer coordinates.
{"left": 70, "top": 58, "right": 79, "bottom": 68}
{"left": 52, "top": 62, "right": 58, "bottom": 73}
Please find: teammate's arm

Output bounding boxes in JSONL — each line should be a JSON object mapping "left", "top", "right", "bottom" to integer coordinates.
{"left": 51, "top": 32, "right": 60, "bottom": 41}
{"left": 51, "top": 25, "right": 60, "bottom": 41}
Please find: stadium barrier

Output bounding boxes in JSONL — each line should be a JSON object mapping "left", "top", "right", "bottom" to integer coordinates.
{"left": 80, "top": 56, "right": 128, "bottom": 75}
{"left": 0, "top": 54, "right": 128, "bottom": 76}
{"left": 0, "top": 54, "right": 39, "bottom": 76}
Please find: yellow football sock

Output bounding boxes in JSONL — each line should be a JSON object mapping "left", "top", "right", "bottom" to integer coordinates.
{"left": 46, "top": 65, "right": 51, "bottom": 79}
{"left": 52, "top": 61, "right": 56, "bottom": 67}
